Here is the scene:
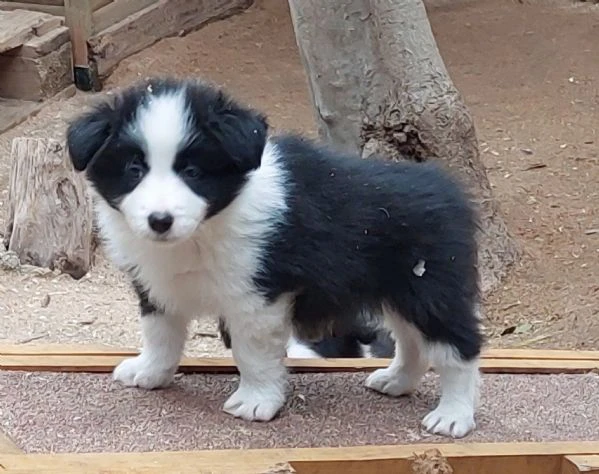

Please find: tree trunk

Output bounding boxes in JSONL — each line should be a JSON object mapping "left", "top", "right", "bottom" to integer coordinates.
{"left": 287, "top": 0, "right": 519, "bottom": 292}
{"left": 4, "top": 137, "right": 94, "bottom": 279}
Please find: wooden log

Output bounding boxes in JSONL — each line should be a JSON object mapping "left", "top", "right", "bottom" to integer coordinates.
{"left": 4, "top": 138, "right": 94, "bottom": 279}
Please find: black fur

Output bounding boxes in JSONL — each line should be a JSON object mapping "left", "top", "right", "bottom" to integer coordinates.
{"left": 217, "top": 316, "right": 396, "bottom": 358}
{"left": 255, "top": 135, "right": 482, "bottom": 361}
{"left": 131, "top": 278, "right": 158, "bottom": 316}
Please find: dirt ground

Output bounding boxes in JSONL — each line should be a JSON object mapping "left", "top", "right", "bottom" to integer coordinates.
{"left": 0, "top": 0, "right": 597, "bottom": 354}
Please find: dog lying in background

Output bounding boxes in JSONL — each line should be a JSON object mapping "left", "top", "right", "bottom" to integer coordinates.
{"left": 66, "top": 77, "right": 482, "bottom": 438}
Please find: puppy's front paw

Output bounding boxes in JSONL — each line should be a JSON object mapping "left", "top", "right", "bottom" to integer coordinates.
{"left": 113, "top": 355, "right": 175, "bottom": 389}
{"left": 223, "top": 384, "right": 285, "bottom": 421}
{"left": 422, "top": 404, "right": 475, "bottom": 438}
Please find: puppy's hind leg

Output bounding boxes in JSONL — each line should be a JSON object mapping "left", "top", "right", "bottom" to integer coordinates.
{"left": 365, "top": 309, "right": 429, "bottom": 397}
{"left": 365, "top": 306, "right": 480, "bottom": 438}
{"left": 421, "top": 343, "right": 480, "bottom": 438}
{"left": 223, "top": 296, "right": 291, "bottom": 422}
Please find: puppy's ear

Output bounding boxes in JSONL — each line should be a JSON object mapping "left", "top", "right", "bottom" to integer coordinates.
{"left": 210, "top": 94, "right": 269, "bottom": 173}
{"left": 66, "top": 108, "right": 111, "bottom": 172}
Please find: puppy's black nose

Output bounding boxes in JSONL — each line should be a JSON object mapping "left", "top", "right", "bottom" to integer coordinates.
{"left": 148, "top": 212, "right": 174, "bottom": 234}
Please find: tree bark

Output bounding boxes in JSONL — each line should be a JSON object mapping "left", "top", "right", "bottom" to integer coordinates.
{"left": 287, "top": 0, "right": 519, "bottom": 292}
{"left": 4, "top": 137, "right": 94, "bottom": 279}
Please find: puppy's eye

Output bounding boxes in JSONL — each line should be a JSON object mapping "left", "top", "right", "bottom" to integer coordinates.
{"left": 127, "top": 154, "right": 146, "bottom": 180}
{"left": 182, "top": 165, "right": 201, "bottom": 179}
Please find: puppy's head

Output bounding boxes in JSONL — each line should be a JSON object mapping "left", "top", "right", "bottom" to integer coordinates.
{"left": 66, "top": 78, "right": 268, "bottom": 243}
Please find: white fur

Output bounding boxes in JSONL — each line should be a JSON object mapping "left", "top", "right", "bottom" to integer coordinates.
{"left": 365, "top": 307, "right": 478, "bottom": 438}
{"left": 113, "top": 311, "right": 188, "bottom": 389}
{"left": 286, "top": 335, "right": 321, "bottom": 359}
{"left": 121, "top": 91, "right": 207, "bottom": 242}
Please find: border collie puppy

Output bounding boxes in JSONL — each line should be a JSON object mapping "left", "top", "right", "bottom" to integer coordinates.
{"left": 217, "top": 317, "right": 396, "bottom": 359}
{"left": 66, "top": 77, "right": 482, "bottom": 438}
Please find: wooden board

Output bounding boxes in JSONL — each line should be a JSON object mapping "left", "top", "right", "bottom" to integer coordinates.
{"left": 91, "top": 0, "right": 156, "bottom": 34}
{"left": 1, "top": 345, "right": 598, "bottom": 374}
{"left": 0, "top": 431, "right": 21, "bottom": 455}
{"left": 88, "top": 0, "right": 253, "bottom": 77}
{"left": 0, "top": 2, "right": 64, "bottom": 17}
{"left": 563, "top": 455, "right": 599, "bottom": 474}
{"left": 0, "top": 40, "right": 72, "bottom": 101}
{"left": 0, "top": 8, "right": 62, "bottom": 53}
{"left": 0, "top": 441, "right": 598, "bottom": 474}
{"left": 3, "top": 344, "right": 599, "bottom": 360}
{"left": 0, "top": 85, "right": 74, "bottom": 134}
{"left": 1, "top": 25, "right": 70, "bottom": 58}
{"left": 1, "top": 0, "right": 63, "bottom": 6}
{"left": 0, "top": 98, "right": 45, "bottom": 133}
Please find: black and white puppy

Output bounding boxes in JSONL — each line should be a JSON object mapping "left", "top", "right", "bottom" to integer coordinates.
{"left": 66, "top": 77, "right": 483, "bottom": 438}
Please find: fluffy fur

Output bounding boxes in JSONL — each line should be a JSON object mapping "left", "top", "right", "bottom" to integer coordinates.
{"left": 66, "top": 77, "right": 483, "bottom": 438}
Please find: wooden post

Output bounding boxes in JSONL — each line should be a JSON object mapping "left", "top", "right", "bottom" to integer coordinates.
{"left": 4, "top": 138, "right": 94, "bottom": 280}
{"left": 63, "top": 0, "right": 100, "bottom": 91}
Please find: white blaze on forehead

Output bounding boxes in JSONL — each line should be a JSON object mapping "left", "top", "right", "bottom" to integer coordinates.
{"left": 132, "top": 90, "right": 192, "bottom": 169}
{"left": 119, "top": 88, "right": 208, "bottom": 242}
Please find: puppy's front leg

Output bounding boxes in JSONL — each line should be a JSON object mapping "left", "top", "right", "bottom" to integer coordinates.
{"left": 223, "top": 300, "right": 291, "bottom": 422}
{"left": 113, "top": 283, "right": 188, "bottom": 389}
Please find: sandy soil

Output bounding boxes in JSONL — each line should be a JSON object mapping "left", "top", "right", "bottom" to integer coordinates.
{"left": 0, "top": 0, "right": 597, "bottom": 354}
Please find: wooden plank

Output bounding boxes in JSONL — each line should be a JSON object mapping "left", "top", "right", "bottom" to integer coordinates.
{"left": 483, "top": 349, "right": 599, "bottom": 361}
{"left": 0, "top": 85, "right": 75, "bottom": 135}
{"left": 3, "top": 343, "right": 599, "bottom": 361}
{"left": 91, "top": 0, "right": 112, "bottom": 11}
{"left": 0, "top": 98, "right": 44, "bottom": 133}
{"left": 0, "top": 343, "right": 135, "bottom": 355}
{"left": 2, "top": 0, "right": 63, "bottom": 6}
{"left": 91, "top": 0, "right": 156, "bottom": 34}
{"left": 0, "top": 9, "right": 61, "bottom": 53}
{"left": 1, "top": 442, "right": 599, "bottom": 474}
{"left": 0, "top": 40, "right": 72, "bottom": 100}
{"left": 563, "top": 455, "right": 599, "bottom": 473}
{"left": 8, "top": 25, "right": 69, "bottom": 58}
{"left": 63, "top": 0, "right": 92, "bottom": 67}
{"left": 0, "top": 2, "right": 63, "bottom": 16}
{"left": 88, "top": 0, "right": 253, "bottom": 77}
{"left": 0, "top": 430, "right": 21, "bottom": 455}
{"left": 1, "top": 353, "right": 598, "bottom": 374}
